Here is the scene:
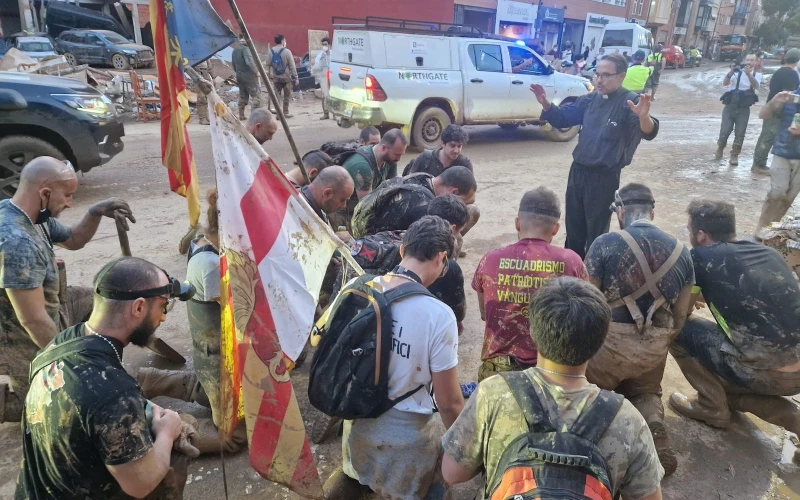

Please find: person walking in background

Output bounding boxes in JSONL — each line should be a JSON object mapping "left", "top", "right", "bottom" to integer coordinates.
{"left": 313, "top": 36, "right": 331, "bottom": 120}
{"left": 755, "top": 88, "right": 800, "bottom": 232}
{"left": 623, "top": 50, "right": 653, "bottom": 94}
{"left": 231, "top": 37, "right": 261, "bottom": 121}
{"left": 647, "top": 46, "right": 665, "bottom": 100}
{"left": 269, "top": 34, "right": 298, "bottom": 118}
{"left": 716, "top": 52, "right": 762, "bottom": 166}
{"left": 751, "top": 49, "right": 800, "bottom": 175}
{"left": 531, "top": 53, "right": 659, "bottom": 259}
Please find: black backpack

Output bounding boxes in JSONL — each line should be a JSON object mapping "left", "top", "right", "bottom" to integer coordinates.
{"left": 321, "top": 141, "right": 378, "bottom": 168}
{"left": 402, "top": 149, "right": 437, "bottom": 176}
{"left": 488, "top": 371, "right": 624, "bottom": 500}
{"left": 350, "top": 174, "right": 434, "bottom": 238}
{"left": 308, "top": 274, "right": 434, "bottom": 419}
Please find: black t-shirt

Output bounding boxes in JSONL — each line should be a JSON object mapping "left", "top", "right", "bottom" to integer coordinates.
{"left": 692, "top": 241, "right": 800, "bottom": 369}
{"left": 585, "top": 223, "right": 694, "bottom": 324}
{"left": 768, "top": 67, "right": 800, "bottom": 101}
{"left": 402, "top": 148, "right": 474, "bottom": 177}
{"left": 16, "top": 324, "right": 152, "bottom": 500}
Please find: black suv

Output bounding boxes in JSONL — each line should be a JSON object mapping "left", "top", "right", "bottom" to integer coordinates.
{"left": 0, "top": 71, "right": 125, "bottom": 198}
{"left": 57, "top": 30, "right": 154, "bottom": 70}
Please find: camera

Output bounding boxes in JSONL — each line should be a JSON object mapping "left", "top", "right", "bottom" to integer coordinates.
{"left": 732, "top": 63, "right": 743, "bottom": 72}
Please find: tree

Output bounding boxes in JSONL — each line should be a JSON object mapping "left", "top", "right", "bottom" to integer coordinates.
{"left": 754, "top": 20, "right": 788, "bottom": 46}
{"left": 762, "top": 0, "right": 799, "bottom": 18}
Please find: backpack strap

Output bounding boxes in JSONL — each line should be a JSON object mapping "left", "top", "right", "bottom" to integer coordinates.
{"left": 383, "top": 280, "right": 436, "bottom": 303}
{"left": 569, "top": 390, "right": 625, "bottom": 445}
{"left": 502, "top": 371, "right": 555, "bottom": 433}
{"left": 355, "top": 148, "right": 378, "bottom": 171}
{"left": 608, "top": 230, "right": 684, "bottom": 332}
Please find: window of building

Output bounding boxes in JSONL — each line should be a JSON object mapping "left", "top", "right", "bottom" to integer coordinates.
{"left": 468, "top": 44, "right": 504, "bottom": 72}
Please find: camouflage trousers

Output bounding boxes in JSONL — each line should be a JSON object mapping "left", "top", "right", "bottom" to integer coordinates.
{"left": 478, "top": 356, "right": 536, "bottom": 383}
{"left": 0, "top": 286, "right": 93, "bottom": 403}
{"left": 752, "top": 117, "right": 779, "bottom": 169}
{"left": 237, "top": 77, "right": 262, "bottom": 112}
{"left": 113, "top": 452, "right": 190, "bottom": 500}
{"left": 586, "top": 321, "right": 678, "bottom": 426}
{"left": 187, "top": 300, "right": 222, "bottom": 426}
{"left": 196, "top": 90, "right": 209, "bottom": 123}
{"left": 273, "top": 77, "right": 293, "bottom": 114}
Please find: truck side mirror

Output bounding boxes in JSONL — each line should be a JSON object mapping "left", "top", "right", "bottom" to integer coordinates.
{"left": 416, "top": 56, "right": 423, "bottom": 66}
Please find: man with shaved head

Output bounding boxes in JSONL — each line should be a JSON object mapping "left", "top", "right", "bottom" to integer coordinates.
{"left": 301, "top": 165, "right": 355, "bottom": 225}
{"left": 247, "top": 107, "right": 279, "bottom": 144}
{"left": 0, "top": 157, "right": 134, "bottom": 422}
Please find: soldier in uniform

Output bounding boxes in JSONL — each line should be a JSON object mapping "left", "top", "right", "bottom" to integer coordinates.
{"left": 231, "top": 37, "right": 262, "bottom": 121}
{"left": 193, "top": 60, "right": 213, "bottom": 125}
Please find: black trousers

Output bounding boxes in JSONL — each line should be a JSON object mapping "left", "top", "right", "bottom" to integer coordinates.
{"left": 565, "top": 162, "right": 621, "bottom": 259}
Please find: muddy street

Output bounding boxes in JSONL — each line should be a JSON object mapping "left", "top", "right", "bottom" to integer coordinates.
{"left": 0, "top": 61, "right": 798, "bottom": 499}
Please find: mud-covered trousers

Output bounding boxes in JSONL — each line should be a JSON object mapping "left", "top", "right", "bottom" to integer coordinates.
{"left": 718, "top": 104, "right": 751, "bottom": 153}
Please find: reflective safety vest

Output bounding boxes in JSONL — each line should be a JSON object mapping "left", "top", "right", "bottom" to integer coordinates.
{"left": 623, "top": 64, "right": 653, "bottom": 91}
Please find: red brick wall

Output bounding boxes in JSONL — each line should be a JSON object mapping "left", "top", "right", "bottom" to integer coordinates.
{"left": 209, "top": 0, "right": 454, "bottom": 56}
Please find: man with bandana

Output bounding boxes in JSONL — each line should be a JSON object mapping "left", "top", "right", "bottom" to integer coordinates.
{"left": 0, "top": 156, "right": 134, "bottom": 423}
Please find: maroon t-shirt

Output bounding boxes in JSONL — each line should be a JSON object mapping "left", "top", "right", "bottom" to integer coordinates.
{"left": 472, "top": 238, "right": 588, "bottom": 365}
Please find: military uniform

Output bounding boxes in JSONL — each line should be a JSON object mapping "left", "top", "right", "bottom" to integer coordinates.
{"left": 0, "top": 200, "right": 93, "bottom": 420}
{"left": 193, "top": 61, "right": 212, "bottom": 125}
{"left": 231, "top": 44, "right": 261, "bottom": 120}
{"left": 442, "top": 368, "right": 664, "bottom": 499}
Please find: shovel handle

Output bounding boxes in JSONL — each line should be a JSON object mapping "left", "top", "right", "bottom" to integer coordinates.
{"left": 115, "top": 216, "right": 132, "bottom": 257}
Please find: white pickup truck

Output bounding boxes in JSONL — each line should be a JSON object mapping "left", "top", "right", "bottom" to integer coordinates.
{"left": 327, "top": 18, "right": 593, "bottom": 149}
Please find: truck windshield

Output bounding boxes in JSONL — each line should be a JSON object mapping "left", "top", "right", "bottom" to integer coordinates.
{"left": 602, "top": 29, "right": 633, "bottom": 47}
{"left": 18, "top": 42, "right": 53, "bottom": 52}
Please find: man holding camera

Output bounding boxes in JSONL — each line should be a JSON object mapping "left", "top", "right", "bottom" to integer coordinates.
{"left": 716, "top": 52, "right": 763, "bottom": 166}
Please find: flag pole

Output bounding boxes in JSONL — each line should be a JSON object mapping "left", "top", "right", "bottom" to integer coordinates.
{"left": 225, "top": 0, "right": 310, "bottom": 185}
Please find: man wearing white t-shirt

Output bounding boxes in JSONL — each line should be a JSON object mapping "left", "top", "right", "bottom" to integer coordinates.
{"left": 716, "top": 52, "right": 763, "bottom": 166}
{"left": 323, "top": 216, "right": 465, "bottom": 500}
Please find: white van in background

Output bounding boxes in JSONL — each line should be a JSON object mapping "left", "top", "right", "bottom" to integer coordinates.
{"left": 600, "top": 22, "right": 654, "bottom": 60}
{"left": 327, "top": 17, "right": 592, "bottom": 149}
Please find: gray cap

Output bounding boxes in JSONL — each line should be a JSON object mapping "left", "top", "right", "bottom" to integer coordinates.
{"left": 786, "top": 48, "right": 800, "bottom": 65}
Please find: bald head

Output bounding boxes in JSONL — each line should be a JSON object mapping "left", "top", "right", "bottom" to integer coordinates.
{"left": 14, "top": 156, "right": 78, "bottom": 218}
{"left": 307, "top": 166, "right": 354, "bottom": 214}
{"left": 18, "top": 156, "right": 76, "bottom": 190}
{"left": 247, "top": 107, "right": 278, "bottom": 144}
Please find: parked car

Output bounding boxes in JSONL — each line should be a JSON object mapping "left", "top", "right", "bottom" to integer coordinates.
{"left": 6, "top": 35, "right": 59, "bottom": 61}
{"left": 56, "top": 29, "right": 154, "bottom": 69}
{"left": 661, "top": 45, "right": 686, "bottom": 69}
{"left": 45, "top": 2, "right": 129, "bottom": 39}
{"left": 328, "top": 18, "right": 591, "bottom": 149}
{"left": 0, "top": 71, "right": 125, "bottom": 198}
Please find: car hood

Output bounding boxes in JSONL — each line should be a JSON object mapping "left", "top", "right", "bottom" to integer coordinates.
{"left": 0, "top": 71, "right": 101, "bottom": 95}
{"left": 117, "top": 43, "right": 151, "bottom": 51}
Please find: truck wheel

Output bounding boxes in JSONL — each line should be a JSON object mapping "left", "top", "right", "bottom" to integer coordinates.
{"left": 412, "top": 106, "right": 451, "bottom": 150}
{"left": 0, "top": 136, "right": 65, "bottom": 199}
{"left": 498, "top": 123, "right": 520, "bottom": 130}
{"left": 546, "top": 125, "right": 580, "bottom": 142}
{"left": 64, "top": 53, "right": 77, "bottom": 66}
{"left": 112, "top": 53, "right": 130, "bottom": 70}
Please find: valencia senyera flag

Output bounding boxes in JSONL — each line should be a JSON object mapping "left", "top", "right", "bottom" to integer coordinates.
{"left": 149, "top": 0, "right": 236, "bottom": 227}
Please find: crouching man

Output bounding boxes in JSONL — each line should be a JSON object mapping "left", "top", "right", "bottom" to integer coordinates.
{"left": 16, "top": 257, "right": 199, "bottom": 499}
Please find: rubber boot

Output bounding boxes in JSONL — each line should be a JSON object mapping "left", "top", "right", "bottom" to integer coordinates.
{"left": 728, "top": 394, "right": 800, "bottom": 435}
{"left": 238, "top": 101, "right": 246, "bottom": 121}
{"left": 136, "top": 368, "right": 206, "bottom": 404}
{"left": 320, "top": 113, "right": 329, "bottom": 120}
{"left": 323, "top": 467, "right": 372, "bottom": 500}
{"left": 751, "top": 163, "right": 770, "bottom": 175}
{"left": 0, "top": 384, "right": 23, "bottom": 423}
{"left": 730, "top": 145, "right": 741, "bottom": 166}
{"left": 669, "top": 351, "right": 731, "bottom": 428}
{"left": 757, "top": 195, "right": 792, "bottom": 234}
{"left": 649, "top": 421, "right": 678, "bottom": 476}
{"left": 181, "top": 414, "right": 247, "bottom": 455}
{"left": 715, "top": 146, "right": 724, "bottom": 160}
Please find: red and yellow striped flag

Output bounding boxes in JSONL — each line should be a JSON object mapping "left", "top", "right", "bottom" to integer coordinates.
{"left": 150, "top": 0, "right": 201, "bottom": 227}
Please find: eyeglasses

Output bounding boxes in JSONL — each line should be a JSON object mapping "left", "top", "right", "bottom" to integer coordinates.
{"left": 595, "top": 72, "right": 620, "bottom": 80}
{"left": 154, "top": 295, "right": 176, "bottom": 315}
{"left": 439, "top": 254, "right": 449, "bottom": 278}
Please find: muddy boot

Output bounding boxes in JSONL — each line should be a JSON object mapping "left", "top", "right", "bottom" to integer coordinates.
{"left": 649, "top": 421, "right": 678, "bottom": 476}
{"left": 751, "top": 163, "right": 770, "bottom": 175}
{"left": 729, "top": 145, "right": 741, "bottom": 166}
{"left": 184, "top": 415, "right": 246, "bottom": 455}
{"left": 320, "top": 113, "right": 330, "bottom": 120}
{"left": 715, "top": 146, "right": 725, "bottom": 160}
{"left": 728, "top": 394, "right": 800, "bottom": 435}
{"left": 323, "top": 467, "right": 372, "bottom": 500}
{"left": 238, "top": 101, "right": 246, "bottom": 121}
{"left": 136, "top": 368, "right": 205, "bottom": 403}
{"left": 0, "top": 384, "right": 23, "bottom": 423}
{"left": 669, "top": 353, "right": 731, "bottom": 428}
